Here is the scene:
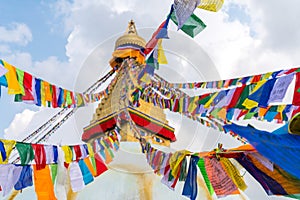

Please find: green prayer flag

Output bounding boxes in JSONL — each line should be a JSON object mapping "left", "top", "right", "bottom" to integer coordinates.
{"left": 198, "top": 95, "right": 211, "bottom": 105}
{"left": 179, "top": 157, "right": 187, "bottom": 181}
{"left": 16, "top": 68, "right": 25, "bottom": 95}
{"left": 168, "top": 169, "right": 175, "bottom": 181}
{"left": 15, "top": 142, "right": 34, "bottom": 165}
{"left": 171, "top": 11, "right": 206, "bottom": 38}
{"left": 90, "top": 156, "right": 97, "bottom": 172}
{"left": 210, "top": 108, "right": 222, "bottom": 118}
{"left": 197, "top": 158, "right": 214, "bottom": 195}
{"left": 236, "top": 85, "right": 253, "bottom": 109}
{"left": 50, "top": 164, "right": 58, "bottom": 184}
{"left": 14, "top": 94, "right": 23, "bottom": 102}
{"left": 66, "top": 90, "right": 73, "bottom": 106}
{"left": 244, "top": 112, "right": 256, "bottom": 120}
{"left": 146, "top": 51, "right": 159, "bottom": 70}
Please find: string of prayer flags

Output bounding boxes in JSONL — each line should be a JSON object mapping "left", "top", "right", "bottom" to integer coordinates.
{"left": 170, "top": 10, "right": 206, "bottom": 38}
{"left": 197, "top": 0, "right": 224, "bottom": 12}
{"left": 163, "top": 66, "right": 300, "bottom": 90}
{"left": 0, "top": 59, "right": 117, "bottom": 108}
{"left": 173, "top": 0, "right": 200, "bottom": 29}
{"left": 143, "top": 142, "right": 293, "bottom": 199}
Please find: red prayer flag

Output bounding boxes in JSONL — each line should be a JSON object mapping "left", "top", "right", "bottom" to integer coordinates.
{"left": 94, "top": 153, "right": 108, "bottom": 177}
{"left": 52, "top": 85, "right": 58, "bottom": 108}
{"left": 144, "top": 21, "right": 167, "bottom": 55}
{"left": 22, "top": 72, "right": 34, "bottom": 101}
{"left": 293, "top": 73, "right": 300, "bottom": 106}
{"left": 227, "top": 85, "right": 246, "bottom": 109}
{"left": 32, "top": 144, "right": 46, "bottom": 170}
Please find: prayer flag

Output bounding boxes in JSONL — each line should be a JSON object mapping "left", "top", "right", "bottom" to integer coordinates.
{"left": 15, "top": 142, "right": 35, "bottom": 165}
{"left": 22, "top": 72, "right": 35, "bottom": 103}
{"left": 171, "top": 11, "right": 206, "bottom": 38}
{"left": 173, "top": 0, "right": 200, "bottom": 29}
{"left": 33, "top": 165, "right": 57, "bottom": 200}
{"left": 0, "top": 164, "right": 22, "bottom": 196}
{"left": 14, "top": 165, "right": 33, "bottom": 191}
{"left": 156, "top": 6, "right": 174, "bottom": 39}
{"left": 292, "top": 73, "right": 300, "bottom": 105}
{"left": 182, "top": 156, "right": 200, "bottom": 200}
{"left": 268, "top": 74, "right": 294, "bottom": 104}
{"left": 69, "top": 162, "right": 85, "bottom": 192}
{"left": 198, "top": 0, "right": 224, "bottom": 12}
{"left": 157, "top": 39, "right": 168, "bottom": 64}
{"left": 78, "top": 159, "right": 94, "bottom": 185}
{"left": 144, "top": 21, "right": 167, "bottom": 55}
{"left": 2, "top": 60, "right": 22, "bottom": 95}
{"left": 197, "top": 158, "right": 214, "bottom": 195}
{"left": 205, "top": 157, "right": 240, "bottom": 197}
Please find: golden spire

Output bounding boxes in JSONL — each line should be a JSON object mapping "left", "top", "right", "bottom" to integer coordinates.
{"left": 114, "top": 20, "right": 146, "bottom": 50}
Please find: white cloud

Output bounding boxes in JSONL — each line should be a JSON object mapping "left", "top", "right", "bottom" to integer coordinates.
{"left": 0, "top": 23, "right": 32, "bottom": 46}
{"left": 4, "top": 109, "right": 36, "bottom": 140}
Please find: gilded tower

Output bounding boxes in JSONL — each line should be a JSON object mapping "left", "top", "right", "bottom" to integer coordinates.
{"left": 82, "top": 20, "right": 176, "bottom": 147}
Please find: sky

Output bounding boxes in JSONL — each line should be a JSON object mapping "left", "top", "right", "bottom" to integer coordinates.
{"left": 1, "top": 0, "right": 300, "bottom": 199}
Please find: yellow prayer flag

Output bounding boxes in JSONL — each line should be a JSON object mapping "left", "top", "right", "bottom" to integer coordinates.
{"left": 220, "top": 157, "right": 248, "bottom": 191}
{"left": 3, "top": 60, "right": 22, "bottom": 95}
{"left": 157, "top": 39, "right": 168, "bottom": 64}
{"left": 44, "top": 81, "right": 52, "bottom": 102}
{"left": 169, "top": 150, "right": 191, "bottom": 177}
{"left": 277, "top": 105, "right": 286, "bottom": 119}
{"left": 242, "top": 80, "right": 266, "bottom": 109}
{"left": 242, "top": 98, "right": 258, "bottom": 110}
{"left": 179, "top": 97, "right": 184, "bottom": 113}
{"left": 62, "top": 146, "right": 73, "bottom": 163}
{"left": 262, "top": 72, "right": 273, "bottom": 80}
{"left": 252, "top": 79, "right": 267, "bottom": 93}
{"left": 198, "top": 0, "right": 224, "bottom": 12}
{"left": 87, "top": 143, "right": 94, "bottom": 157}
{"left": 41, "top": 81, "right": 46, "bottom": 107}
{"left": 204, "top": 93, "right": 218, "bottom": 108}
{"left": 0, "top": 140, "right": 16, "bottom": 164}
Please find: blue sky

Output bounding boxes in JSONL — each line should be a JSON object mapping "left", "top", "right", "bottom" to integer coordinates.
{"left": 1, "top": 0, "right": 300, "bottom": 199}
{"left": 0, "top": 0, "right": 67, "bottom": 60}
